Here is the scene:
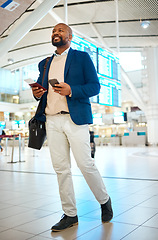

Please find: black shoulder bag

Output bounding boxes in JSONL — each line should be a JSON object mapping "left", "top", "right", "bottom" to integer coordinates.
{"left": 28, "top": 57, "right": 50, "bottom": 150}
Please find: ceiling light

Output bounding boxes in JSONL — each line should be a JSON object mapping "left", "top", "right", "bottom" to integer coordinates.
{"left": 140, "top": 21, "right": 150, "bottom": 29}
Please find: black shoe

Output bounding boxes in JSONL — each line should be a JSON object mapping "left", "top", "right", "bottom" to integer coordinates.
{"left": 101, "top": 197, "right": 113, "bottom": 222}
{"left": 51, "top": 214, "right": 78, "bottom": 232}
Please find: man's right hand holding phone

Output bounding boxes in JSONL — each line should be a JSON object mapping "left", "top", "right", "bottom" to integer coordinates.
{"left": 32, "top": 87, "right": 46, "bottom": 99}
{"left": 49, "top": 79, "right": 71, "bottom": 96}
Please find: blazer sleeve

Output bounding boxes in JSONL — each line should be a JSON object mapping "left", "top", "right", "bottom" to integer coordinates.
{"left": 70, "top": 52, "right": 100, "bottom": 99}
{"left": 33, "top": 58, "right": 47, "bottom": 101}
{"left": 37, "top": 58, "right": 47, "bottom": 85}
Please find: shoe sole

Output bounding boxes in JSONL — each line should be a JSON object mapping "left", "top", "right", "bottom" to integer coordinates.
{"left": 51, "top": 222, "right": 78, "bottom": 232}
{"left": 102, "top": 217, "right": 113, "bottom": 223}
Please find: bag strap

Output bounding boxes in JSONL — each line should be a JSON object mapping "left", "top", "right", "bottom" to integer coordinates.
{"left": 42, "top": 57, "right": 51, "bottom": 86}
{"left": 35, "top": 57, "right": 50, "bottom": 116}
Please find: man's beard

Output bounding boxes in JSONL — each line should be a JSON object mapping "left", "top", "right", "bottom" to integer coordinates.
{"left": 52, "top": 36, "right": 67, "bottom": 47}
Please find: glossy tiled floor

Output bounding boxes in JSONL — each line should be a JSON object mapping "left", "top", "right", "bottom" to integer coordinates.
{"left": 0, "top": 144, "right": 158, "bottom": 240}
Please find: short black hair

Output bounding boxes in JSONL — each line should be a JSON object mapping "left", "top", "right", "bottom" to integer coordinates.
{"left": 54, "top": 23, "right": 72, "bottom": 35}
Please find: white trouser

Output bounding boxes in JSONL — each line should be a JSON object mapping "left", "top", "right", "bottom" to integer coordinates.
{"left": 46, "top": 114, "right": 109, "bottom": 217}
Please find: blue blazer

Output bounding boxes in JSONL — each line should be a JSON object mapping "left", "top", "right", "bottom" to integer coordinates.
{"left": 35, "top": 47, "right": 100, "bottom": 125}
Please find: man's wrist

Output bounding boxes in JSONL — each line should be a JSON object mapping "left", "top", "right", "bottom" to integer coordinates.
{"left": 34, "top": 95, "right": 41, "bottom": 100}
{"left": 69, "top": 88, "right": 72, "bottom": 97}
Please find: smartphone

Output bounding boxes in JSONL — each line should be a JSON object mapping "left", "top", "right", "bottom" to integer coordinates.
{"left": 29, "top": 82, "right": 47, "bottom": 91}
{"left": 49, "top": 79, "right": 62, "bottom": 88}
{"left": 24, "top": 79, "right": 47, "bottom": 91}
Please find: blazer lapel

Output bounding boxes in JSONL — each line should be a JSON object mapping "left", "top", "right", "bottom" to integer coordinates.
{"left": 64, "top": 48, "right": 74, "bottom": 80}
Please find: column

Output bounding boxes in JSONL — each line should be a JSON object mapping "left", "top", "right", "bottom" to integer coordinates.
{"left": 144, "top": 47, "right": 158, "bottom": 145}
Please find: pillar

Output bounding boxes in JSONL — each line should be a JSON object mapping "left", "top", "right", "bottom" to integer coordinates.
{"left": 144, "top": 47, "right": 158, "bottom": 145}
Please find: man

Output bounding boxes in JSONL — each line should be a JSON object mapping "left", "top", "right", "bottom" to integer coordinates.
{"left": 32, "top": 23, "right": 113, "bottom": 232}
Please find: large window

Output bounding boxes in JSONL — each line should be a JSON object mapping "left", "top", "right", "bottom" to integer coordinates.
{"left": 119, "top": 52, "right": 143, "bottom": 72}
{"left": 0, "top": 68, "right": 20, "bottom": 94}
{"left": 22, "top": 64, "right": 39, "bottom": 90}
{"left": 0, "top": 68, "right": 20, "bottom": 103}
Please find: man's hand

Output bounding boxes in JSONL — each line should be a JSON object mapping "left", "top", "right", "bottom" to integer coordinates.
{"left": 32, "top": 87, "right": 46, "bottom": 98}
{"left": 53, "top": 82, "right": 71, "bottom": 96}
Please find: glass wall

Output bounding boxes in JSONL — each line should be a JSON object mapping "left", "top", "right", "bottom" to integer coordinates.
{"left": 22, "top": 63, "right": 39, "bottom": 90}
{"left": 0, "top": 68, "right": 20, "bottom": 103}
{"left": 0, "top": 63, "right": 39, "bottom": 103}
{"left": 119, "top": 52, "right": 143, "bottom": 72}
{"left": 0, "top": 68, "right": 20, "bottom": 94}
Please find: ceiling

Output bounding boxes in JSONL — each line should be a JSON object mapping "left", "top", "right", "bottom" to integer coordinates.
{"left": 0, "top": 0, "right": 158, "bottom": 70}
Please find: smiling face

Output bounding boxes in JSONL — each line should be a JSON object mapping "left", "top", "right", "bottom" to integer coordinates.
{"left": 51, "top": 23, "right": 72, "bottom": 48}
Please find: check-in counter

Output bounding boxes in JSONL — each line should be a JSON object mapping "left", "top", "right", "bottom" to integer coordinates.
{"left": 110, "top": 134, "right": 121, "bottom": 146}
{"left": 94, "top": 135, "right": 110, "bottom": 146}
{"left": 122, "top": 131, "right": 146, "bottom": 146}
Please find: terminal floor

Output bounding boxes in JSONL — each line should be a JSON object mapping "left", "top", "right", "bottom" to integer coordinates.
{"left": 0, "top": 145, "right": 158, "bottom": 240}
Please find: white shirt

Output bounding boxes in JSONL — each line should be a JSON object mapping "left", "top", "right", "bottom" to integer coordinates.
{"left": 45, "top": 48, "right": 70, "bottom": 115}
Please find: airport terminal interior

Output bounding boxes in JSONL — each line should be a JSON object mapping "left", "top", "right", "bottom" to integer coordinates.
{"left": 0, "top": 0, "right": 158, "bottom": 239}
